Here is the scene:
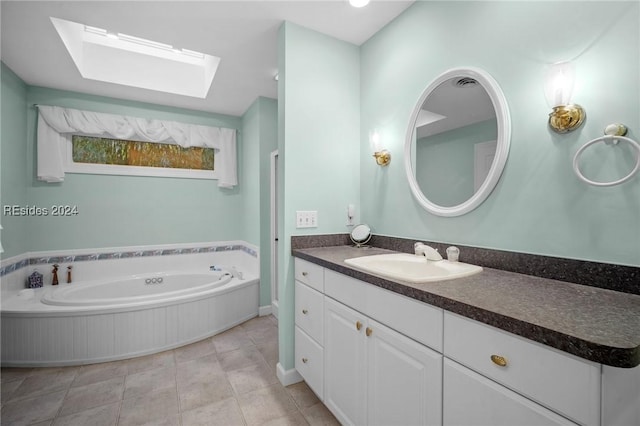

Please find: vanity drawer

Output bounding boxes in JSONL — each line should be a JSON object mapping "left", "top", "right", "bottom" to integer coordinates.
{"left": 325, "top": 269, "right": 443, "bottom": 352}
{"left": 295, "top": 326, "right": 324, "bottom": 399}
{"left": 444, "top": 312, "right": 600, "bottom": 426}
{"left": 295, "top": 258, "right": 324, "bottom": 292}
{"left": 295, "top": 280, "right": 324, "bottom": 344}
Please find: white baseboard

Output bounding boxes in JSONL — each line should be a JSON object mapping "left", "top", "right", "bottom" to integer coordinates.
{"left": 276, "top": 362, "right": 303, "bottom": 387}
{"left": 258, "top": 305, "right": 272, "bottom": 316}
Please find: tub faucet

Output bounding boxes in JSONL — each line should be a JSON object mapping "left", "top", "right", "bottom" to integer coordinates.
{"left": 212, "top": 265, "right": 244, "bottom": 280}
{"left": 227, "top": 266, "right": 244, "bottom": 280}
{"left": 414, "top": 242, "right": 443, "bottom": 261}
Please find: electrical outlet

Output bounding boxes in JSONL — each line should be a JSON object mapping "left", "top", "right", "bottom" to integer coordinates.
{"left": 296, "top": 211, "right": 318, "bottom": 228}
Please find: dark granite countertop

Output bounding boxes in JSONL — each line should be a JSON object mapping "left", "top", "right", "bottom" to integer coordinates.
{"left": 292, "top": 245, "right": 640, "bottom": 368}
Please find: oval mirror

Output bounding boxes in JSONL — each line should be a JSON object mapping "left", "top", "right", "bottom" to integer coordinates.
{"left": 404, "top": 67, "right": 511, "bottom": 217}
{"left": 350, "top": 224, "right": 371, "bottom": 247}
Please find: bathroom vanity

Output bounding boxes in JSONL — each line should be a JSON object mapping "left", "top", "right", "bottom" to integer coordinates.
{"left": 292, "top": 245, "right": 640, "bottom": 426}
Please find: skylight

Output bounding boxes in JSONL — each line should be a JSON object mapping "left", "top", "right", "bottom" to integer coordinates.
{"left": 51, "top": 17, "right": 220, "bottom": 98}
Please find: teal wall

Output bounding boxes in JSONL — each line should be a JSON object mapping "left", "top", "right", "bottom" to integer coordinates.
{"left": 2, "top": 64, "right": 276, "bottom": 309}
{"left": 1, "top": 63, "right": 28, "bottom": 258}
{"left": 0, "top": 73, "right": 275, "bottom": 257}
{"left": 21, "top": 86, "right": 245, "bottom": 252}
{"left": 278, "top": 22, "right": 360, "bottom": 371}
{"left": 242, "top": 96, "right": 278, "bottom": 307}
{"left": 417, "top": 119, "right": 497, "bottom": 207}
{"left": 241, "top": 98, "right": 262, "bottom": 246}
{"left": 258, "top": 98, "right": 278, "bottom": 309}
{"left": 360, "top": 1, "right": 640, "bottom": 266}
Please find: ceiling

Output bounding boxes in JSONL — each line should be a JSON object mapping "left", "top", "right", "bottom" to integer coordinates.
{"left": 1, "top": 0, "right": 414, "bottom": 117}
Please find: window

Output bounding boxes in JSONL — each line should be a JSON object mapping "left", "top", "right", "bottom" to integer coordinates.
{"left": 65, "top": 135, "right": 217, "bottom": 179}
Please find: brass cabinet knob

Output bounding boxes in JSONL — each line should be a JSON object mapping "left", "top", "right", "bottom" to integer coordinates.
{"left": 490, "top": 354, "right": 508, "bottom": 367}
{"left": 356, "top": 321, "right": 362, "bottom": 331}
{"left": 302, "top": 357, "right": 308, "bottom": 363}
{"left": 366, "top": 327, "right": 373, "bottom": 337}
{"left": 302, "top": 309, "right": 308, "bottom": 315}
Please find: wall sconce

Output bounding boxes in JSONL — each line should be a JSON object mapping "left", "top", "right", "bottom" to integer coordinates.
{"left": 544, "top": 61, "right": 585, "bottom": 133}
{"left": 370, "top": 130, "right": 391, "bottom": 166}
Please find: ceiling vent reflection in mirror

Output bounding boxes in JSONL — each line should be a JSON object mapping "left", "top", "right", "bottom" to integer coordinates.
{"left": 455, "top": 77, "right": 479, "bottom": 87}
{"left": 50, "top": 17, "right": 220, "bottom": 98}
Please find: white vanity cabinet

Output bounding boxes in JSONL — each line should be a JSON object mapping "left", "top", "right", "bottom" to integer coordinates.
{"left": 324, "top": 297, "right": 442, "bottom": 426}
{"left": 294, "top": 256, "right": 640, "bottom": 426}
{"left": 445, "top": 311, "right": 601, "bottom": 425}
{"left": 294, "top": 258, "right": 443, "bottom": 426}
{"left": 443, "top": 358, "right": 578, "bottom": 426}
{"left": 294, "top": 258, "right": 325, "bottom": 398}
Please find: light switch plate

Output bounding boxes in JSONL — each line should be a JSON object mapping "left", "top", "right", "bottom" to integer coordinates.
{"left": 296, "top": 211, "right": 318, "bottom": 228}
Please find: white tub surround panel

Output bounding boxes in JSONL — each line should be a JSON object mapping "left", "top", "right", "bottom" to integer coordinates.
{"left": 2, "top": 279, "right": 257, "bottom": 366}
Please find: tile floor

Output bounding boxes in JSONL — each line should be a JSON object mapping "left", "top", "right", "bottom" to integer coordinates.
{"left": 1, "top": 315, "right": 339, "bottom": 426}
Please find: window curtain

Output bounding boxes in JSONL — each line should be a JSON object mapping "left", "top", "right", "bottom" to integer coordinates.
{"left": 36, "top": 105, "right": 237, "bottom": 188}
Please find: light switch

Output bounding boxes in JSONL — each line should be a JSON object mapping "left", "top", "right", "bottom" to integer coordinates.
{"left": 296, "top": 211, "right": 318, "bottom": 228}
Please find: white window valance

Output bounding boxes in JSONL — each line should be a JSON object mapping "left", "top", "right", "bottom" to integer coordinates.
{"left": 36, "top": 105, "right": 237, "bottom": 188}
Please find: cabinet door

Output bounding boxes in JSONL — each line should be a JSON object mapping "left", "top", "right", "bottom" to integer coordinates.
{"left": 324, "top": 297, "right": 367, "bottom": 426}
{"left": 443, "top": 359, "right": 577, "bottom": 426}
{"left": 367, "top": 319, "right": 442, "bottom": 426}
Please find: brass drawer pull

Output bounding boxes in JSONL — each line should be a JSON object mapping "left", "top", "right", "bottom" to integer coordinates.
{"left": 302, "top": 357, "right": 308, "bottom": 363}
{"left": 302, "top": 309, "right": 308, "bottom": 314}
{"left": 356, "top": 321, "right": 362, "bottom": 331}
{"left": 491, "top": 354, "right": 508, "bottom": 367}
{"left": 366, "top": 327, "right": 373, "bottom": 337}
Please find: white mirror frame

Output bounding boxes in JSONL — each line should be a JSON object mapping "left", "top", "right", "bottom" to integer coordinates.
{"left": 404, "top": 67, "right": 511, "bottom": 217}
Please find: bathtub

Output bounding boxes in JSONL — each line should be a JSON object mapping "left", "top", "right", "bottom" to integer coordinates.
{"left": 41, "top": 270, "right": 235, "bottom": 307}
{"left": 1, "top": 242, "right": 260, "bottom": 367}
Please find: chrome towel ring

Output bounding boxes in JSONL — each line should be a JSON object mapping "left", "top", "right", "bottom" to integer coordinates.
{"left": 573, "top": 134, "right": 640, "bottom": 187}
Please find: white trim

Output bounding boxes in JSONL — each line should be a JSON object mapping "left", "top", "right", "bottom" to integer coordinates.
{"left": 277, "top": 362, "right": 304, "bottom": 386}
{"left": 270, "top": 150, "right": 279, "bottom": 318}
{"left": 61, "top": 136, "right": 218, "bottom": 180}
{"left": 259, "top": 305, "right": 273, "bottom": 316}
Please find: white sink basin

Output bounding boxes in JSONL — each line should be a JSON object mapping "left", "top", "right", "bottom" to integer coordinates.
{"left": 344, "top": 253, "right": 482, "bottom": 283}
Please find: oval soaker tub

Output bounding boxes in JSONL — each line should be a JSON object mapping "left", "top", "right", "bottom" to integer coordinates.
{"left": 1, "top": 269, "right": 259, "bottom": 367}
{"left": 41, "top": 271, "right": 232, "bottom": 307}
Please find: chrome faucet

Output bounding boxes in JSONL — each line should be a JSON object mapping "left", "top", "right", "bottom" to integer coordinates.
{"left": 227, "top": 266, "right": 244, "bottom": 280}
{"left": 414, "top": 242, "right": 443, "bottom": 261}
{"left": 212, "top": 265, "right": 244, "bottom": 280}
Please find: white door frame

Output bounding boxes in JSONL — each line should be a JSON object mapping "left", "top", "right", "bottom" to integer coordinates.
{"left": 270, "top": 150, "right": 279, "bottom": 318}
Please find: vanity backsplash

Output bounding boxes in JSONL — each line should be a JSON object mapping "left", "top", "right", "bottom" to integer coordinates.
{"left": 291, "top": 234, "right": 639, "bottom": 295}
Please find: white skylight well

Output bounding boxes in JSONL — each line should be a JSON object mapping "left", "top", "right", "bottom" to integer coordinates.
{"left": 51, "top": 17, "right": 220, "bottom": 98}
